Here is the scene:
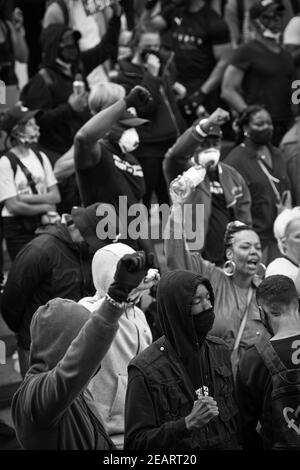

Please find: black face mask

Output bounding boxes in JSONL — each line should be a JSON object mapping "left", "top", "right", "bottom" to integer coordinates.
{"left": 249, "top": 127, "right": 273, "bottom": 145}
{"left": 58, "top": 44, "right": 79, "bottom": 65}
{"left": 193, "top": 308, "right": 215, "bottom": 345}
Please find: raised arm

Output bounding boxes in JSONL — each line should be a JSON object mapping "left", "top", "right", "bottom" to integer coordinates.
{"left": 74, "top": 86, "right": 152, "bottom": 170}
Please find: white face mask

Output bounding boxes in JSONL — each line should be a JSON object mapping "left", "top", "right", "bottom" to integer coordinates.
{"left": 12, "top": 129, "right": 40, "bottom": 146}
{"left": 196, "top": 148, "right": 221, "bottom": 168}
{"left": 118, "top": 128, "right": 140, "bottom": 154}
{"left": 256, "top": 20, "right": 281, "bottom": 43}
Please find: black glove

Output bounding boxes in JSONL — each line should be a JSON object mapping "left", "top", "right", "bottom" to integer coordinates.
{"left": 108, "top": 251, "right": 155, "bottom": 302}
{"left": 124, "top": 85, "right": 152, "bottom": 109}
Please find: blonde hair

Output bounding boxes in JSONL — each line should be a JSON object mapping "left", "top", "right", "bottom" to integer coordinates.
{"left": 88, "top": 82, "right": 126, "bottom": 115}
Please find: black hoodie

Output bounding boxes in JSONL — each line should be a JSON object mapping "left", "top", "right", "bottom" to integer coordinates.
{"left": 157, "top": 270, "right": 215, "bottom": 391}
{"left": 21, "top": 14, "right": 121, "bottom": 158}
{"left": 1, "top": 223, "right": 94, "bottom": 350}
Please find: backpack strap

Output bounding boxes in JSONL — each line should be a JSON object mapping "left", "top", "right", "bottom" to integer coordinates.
{"left": 237, "top": 0, "right": 245, "bottom": 34}
{"left": 6, "top": 150, "right": 40, "bottom": 195}
{"left": 255, "top": 338, "right": 287, "bottom": 376}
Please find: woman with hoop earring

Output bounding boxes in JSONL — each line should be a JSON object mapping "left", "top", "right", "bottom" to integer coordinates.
{"left": 165, "top": 206, "right": 269, "bottom": 374}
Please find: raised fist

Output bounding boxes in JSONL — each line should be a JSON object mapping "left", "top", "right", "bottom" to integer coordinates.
{"left": 108, "top": 251, "right": 155, "bottom": 303}
{"left": 124, "top": 86, "right": 152, "bottom": 109}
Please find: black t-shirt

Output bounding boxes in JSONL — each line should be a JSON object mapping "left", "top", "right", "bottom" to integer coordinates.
{"left": 76, "top": 140, "right": 145, "bottom": 208}
{"left": 202, "top": 168, "right": 232, "bottom": 265}
{"left": 162, "top": 4, "right": 230, "bottom": 91}
{"left": 231, "top": 40, "right": 294, "bottom": 123}
{"left": 271, "top": 333, "right": 300, "bottom": 369}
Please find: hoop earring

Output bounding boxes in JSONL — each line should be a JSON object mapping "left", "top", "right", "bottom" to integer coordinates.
{"left": 258, "top": 262, "right": 266, "bottom": 278}
{"left": 223, "top": 260, "right": 236, "bottom": 277}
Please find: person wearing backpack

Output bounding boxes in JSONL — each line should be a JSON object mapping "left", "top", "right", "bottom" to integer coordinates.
{"left": 236, "top": 274, "right": 300, "bottom": 450}
{"left": 0, "top": 104, "right": 60, "bottom": 261}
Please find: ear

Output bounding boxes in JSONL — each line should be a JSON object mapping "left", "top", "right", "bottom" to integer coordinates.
{"left": 281, "top": 237, "right": 287, "bottom": 254}
{"left": 226, "top": 248, "right": 233, "bottom": 260}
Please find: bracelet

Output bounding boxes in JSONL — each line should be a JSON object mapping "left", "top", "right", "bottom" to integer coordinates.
{"left": 105, "top": 293, "right": 125, "bottom": 309}
{"left": 195, "top": 118, "right": 209, "bottom": 137}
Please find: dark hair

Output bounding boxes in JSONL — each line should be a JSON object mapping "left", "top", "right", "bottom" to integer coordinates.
{"left": 234, "top": 104, "right": 269, "bottom": 144}
{"left": 256, "top": 275, "right": 298, "bottom": 309}
{"left": 224, "top": 221, "right": 254, "bottom": 255}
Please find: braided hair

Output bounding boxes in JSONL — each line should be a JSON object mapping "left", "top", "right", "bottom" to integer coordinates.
{"left": 223, "top": 221, "right": 254, "bottom": 259}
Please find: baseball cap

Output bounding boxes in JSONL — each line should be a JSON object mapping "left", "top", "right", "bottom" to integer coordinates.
{"left": 118, "top": 109, "right": 149, "bottom": 127}
{"left": 1, "top": 104, "right": 39, "bottom": 134}
{"left": 71, "top": 202, "right": 119, "bottom": 252}
{"left": 250, "top": 0, "right": 284, "bottom": 20}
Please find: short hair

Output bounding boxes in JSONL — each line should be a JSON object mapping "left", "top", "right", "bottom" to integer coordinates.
{"left": 129, "top": 23, "right": 160, "bottom": 50}
{"left": 256, "top": 275, "right": 298, "bottom": 310}
{"left": 88, "top": 83, "right": 125, "bottom": 115}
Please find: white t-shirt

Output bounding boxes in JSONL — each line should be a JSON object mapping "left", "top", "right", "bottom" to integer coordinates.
{"left": 0, "top": 148, "right": 57, "bottom": 217}
{"left": 284, "top": 16, "right": 300, "bottom": 46}
{"left": 266, "top": 257, "right": 299, "bottom": 282}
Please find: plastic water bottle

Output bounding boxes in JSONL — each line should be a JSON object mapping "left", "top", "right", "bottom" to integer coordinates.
{"left": 170, "top": 165, "right": 206, "bottom": 201}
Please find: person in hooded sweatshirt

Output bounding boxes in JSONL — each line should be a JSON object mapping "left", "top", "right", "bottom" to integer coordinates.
{"left": 1, "top": 203, "right": 106, "bottom": 378}
{"left": 79, "top": 242, "right": 158, "bottom": 449}
{"left": 124, "top": 270, "right": 240, "bottom": 450}
{"left": 11, "top": 250, "right": 155, "bottom": 450}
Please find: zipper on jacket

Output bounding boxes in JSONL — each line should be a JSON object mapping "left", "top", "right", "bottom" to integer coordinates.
{"left": 160, "top": 85, "right": 180, "bottom": 138}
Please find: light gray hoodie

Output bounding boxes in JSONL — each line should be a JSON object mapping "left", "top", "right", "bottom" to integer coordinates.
{"left": 79, "top": 243, "right": 152, "bottom": 449}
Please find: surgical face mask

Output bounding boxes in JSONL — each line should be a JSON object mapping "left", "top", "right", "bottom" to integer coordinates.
{"left": 118, "top": 128, "right": 140, "bottom": 154}
{"left": 196, "top": 148, "right": 221, "bottom": 168}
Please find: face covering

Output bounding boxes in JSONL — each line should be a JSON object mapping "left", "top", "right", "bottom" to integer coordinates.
{"left": 249, "top": 127, "right": 273, "bottom": 146}
{"left": 58, "top": 44, "right": 79, "bottom": 65}
{"left": 192, "top": 307, "right": 215, "bottom": 345}
{"left": 140, "top": 48, "right": 161, "bottom": 63}
{"left": 256, "top": 20, "right": 281, "bottom": 43}
{"left": 118, "top": 128, "right": 140, "bottom": 154}
{"left": 196, "top": 148, "right": 221, "bottom": 168}
{"left": 11, "top": 126, "right": 40, "bottom": 146}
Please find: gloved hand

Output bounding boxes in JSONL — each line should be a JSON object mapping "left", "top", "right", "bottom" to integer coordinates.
{"left": 124, "top": 85, "right": 152, "bottom": 109}
{"left": 108, "top": 251, "right": 155, "bottom": 303}
{"left": 183, "top": 89, "right": 207, "bottom": 117}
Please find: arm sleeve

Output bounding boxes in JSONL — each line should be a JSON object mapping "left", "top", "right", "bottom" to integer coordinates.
{"left": 164, "top": 204, "right": 217, "bottom": 279}
{"left": 1, "top": 245, "right": 49, "bottom": 333}
{"left": 284, "top": 17, "right": 300, "bottom": 45}
{"left": 230, "top": 44, "right": 252, "bottom": 71}
{"left": 124, "top": 367, "right": 190, "bottom": 450}
{"left": 163, "top": 127, "right": 206, "bottom": 184}
{"left": 208, "top": 13, "right": 231, "bottom": 46}
{"left": 81, "top": 14, "right": 121, "bottom": 75}
{"left": 18, "top": 300, "right": 121, "bottom": 427}
{"left": 0, "top": 156, "right": 18, "bottom": 202}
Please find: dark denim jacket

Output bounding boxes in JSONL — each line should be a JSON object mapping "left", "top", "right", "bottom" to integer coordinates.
{"left": 126, "top": 335, "right": 240, "bottom": 450}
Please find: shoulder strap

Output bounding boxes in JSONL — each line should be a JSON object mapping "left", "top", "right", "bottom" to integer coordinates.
{"left": 232, "top": 286, "right": 253, "bottom": 353}
{"left": 237, "top": 0, "right": 245, "bottom": 33}
{"left": 6, "top": 150, "right": 39, "bottom": 195}
{"left": 257, "top": 158, "right": 281, "bottom": 204}
{"left": 255, "top": 338, "right": 287, "bottom": 375}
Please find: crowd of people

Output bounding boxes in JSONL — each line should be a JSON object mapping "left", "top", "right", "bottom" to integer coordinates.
{"left": 1, "top": 0, "right": 300, "bottom": 451}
